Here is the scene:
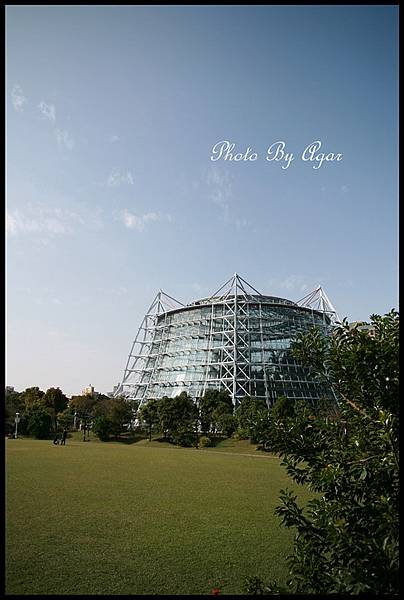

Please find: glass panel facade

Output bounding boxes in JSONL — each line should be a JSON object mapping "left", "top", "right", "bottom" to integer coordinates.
{"left": 129, "top": 294, "right": 333, "bottom": 408}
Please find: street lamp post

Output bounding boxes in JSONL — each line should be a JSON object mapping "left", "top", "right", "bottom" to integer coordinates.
{"left": 195, "top": 399, "right": 200, "bottom": 450}
{"left": 82, "top": 415, "right": 91, "bottom": 441}
{"left": 14, "top": 412, "right": 20, "bottom": 439}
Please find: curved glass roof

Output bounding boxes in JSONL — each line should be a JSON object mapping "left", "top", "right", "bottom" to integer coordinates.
{"left": 190, "top": 294, "right": 297, "bottom": 307}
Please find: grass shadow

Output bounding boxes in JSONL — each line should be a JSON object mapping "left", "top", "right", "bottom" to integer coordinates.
{"left": 114, "top": 433, "right": 148, "bottom": 445}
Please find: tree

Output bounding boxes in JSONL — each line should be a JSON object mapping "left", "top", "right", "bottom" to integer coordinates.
{"left": 270, "top": 395, "right": 296, "bottom": 420}
{"left": 235, "top": 395, "right": 268, "bottom": 441}
{"left": 139, "top": 399, "right": 160, "bottom": 441}
{"left": 214, "top": 412, "right": 237, "bottom": 437}
{"left": 5, "top": 388, "right": 22, "bottom": 434}
{"left": 41, "top": 387, "right": 69, "bottom": 430}
{"left": 125, "top": 398, "right": 140, "bottom": 429}
{"left": 56, "top": 407, "right": 75, "bottom": 430}
{"left": 69, "top": 394, "right": 98, "bottom": 422}
{"left": 172, "top": 392, "right": 198, "bottom": 433}
{"left": 92, "top": 397, "right": 133, "bottom": 438}
{"left": 26, "top": 407, "right": 53, "bottom": 439}
{"left": 245, "top": 310, "right": 399, "bottom": 595}
{"left": 92, "top": 415, "right": 113, "bottom": 441}
{"left": 157, "top": 392, "right": 198, "bottom": 442}
{"left": 157, "top": 396, "right": 176, "bottom": 439}
{"left": 107, "top": 397, "right": 133, "bottom": 436}
{"left": 12, "top": 387, "right": 45, "bottom": 436}
{"left": 19, "top": 387, "right": 45, "bottom": 411}
{"left": 199, "top": 389, "right": 233, "bottom": 433}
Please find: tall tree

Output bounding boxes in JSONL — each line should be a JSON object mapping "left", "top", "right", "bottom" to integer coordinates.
{"left": 69, "top": 394, "right": 98, "bottom": 420}
{"left": 171, "top": 392, "right": 198, "bottom": 434}
{"left": 157, "top": 392, "right": 198, "bottom": 440}
{"left": 157, "top": 396, "right": 176, "bottom": 439}
{"left": 20, "top": 387, "right": 45, "bottom": 411}
{"left": 107, "top": 397, "right": 133, "bottom": 436}
{"left": 235, "top": 395, "right": 268, "bottom": 441}
{"left": 41, "top": 387, "right": 69, "bottom": 430}
{"left": 139, "top": 399, "right": 160, "bottom": 441}
{"left": 56, "top": 407, "right": 75, "bottom": 429}
{"left": 245, "top": 310, "right": 399, "bottom": 595}
{"left": 91, "top": 397, "right": 133, "bottom": 440}
{"left": 26, "top": 407, "right": 53, "bottom": 439}
{"left": 199, "top": 389, "right": 233, "bottom": 433}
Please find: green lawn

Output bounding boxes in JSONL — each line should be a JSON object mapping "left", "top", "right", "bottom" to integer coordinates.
{"left": 6, "top": 437, "right": 311, "bottom": 595}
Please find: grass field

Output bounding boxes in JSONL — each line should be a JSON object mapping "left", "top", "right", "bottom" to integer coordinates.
{"left": 6, "top": 436, "right": 311, "bottom": 595}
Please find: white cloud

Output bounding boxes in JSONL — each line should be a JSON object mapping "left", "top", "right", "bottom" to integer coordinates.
{"left": 206, "top": 165, "right": 232, "bottom": 215}
{"left": 6, "top": 212, "right": 17, "bottom": 235}
{"left": 205, "top": 166, "right": 247, "bottom": 230}
{"left": 38, "top": 101, "right": 56, "bottom": 122}
{"left": 85, "top": 206, "right": 104, "bottom": 230}
{"left": 235, "top": 217, "right": 248, "bottom": 229}
{"left": 121, "top": 210, "right": 144, "bottom": 231}
{"left": 107, "top": 168, "right": 134, "bottom": 186}
{"left": 143, "top": 212, "right": 161, "bottom": 224}
{"left": 96, "top": 286, "right": 128, "bottom": 297}
{"left": 11, "top": 84, "right": 28, "bottom": 112}
{"left": 114, "top": 286, "right": 127, "bottom": 296}
{"left": 110, "top": 135, "right": 120, "bottom": 143}
{"left": 279, "top": 275, "right": 310, "bottom": 293}
{"left": 36, "top": 100, "right": 78, "bottom": 152}
{"left": 34, "top": 296, "right": 63, "bottom": 306}
{"left": 6, "top": 205, "right": 85, "bottom": 237}
{"left": 119, "top": 209, "right": 172, "bottom": 231}
{"left": 267, "top": 275, "right": 314, "bottom": 296}
{"left": 7, "top": 210, "right": 42, "bottom": 235}
{"left": 55, "top": 129, "right": 75, "bottom": 151}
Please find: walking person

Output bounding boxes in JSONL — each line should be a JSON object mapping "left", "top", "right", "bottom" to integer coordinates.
{"left": 61, "top": 427, "right": 68, "bottom": 446}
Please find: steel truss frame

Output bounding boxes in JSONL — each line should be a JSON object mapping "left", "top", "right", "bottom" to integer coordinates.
{"left": 114, "top": 274, "right": 338, "bottom": 408}
{"left": 112, "top": 290, "right": 184, "bottom": 398}
{"left": 296, "top": 286, "right": 341, "bottom": 324}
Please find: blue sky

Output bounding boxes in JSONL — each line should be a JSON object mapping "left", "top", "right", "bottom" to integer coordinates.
{"left": 6, "top": 5, "right": 398, "bottom": 396}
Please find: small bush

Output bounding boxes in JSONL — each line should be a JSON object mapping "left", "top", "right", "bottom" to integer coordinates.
{"left": 235, "top": 428, "right": 250, "bottom": 440}
{"left": 172, "top": 430, "right": 197, "bottom": 447}
{"left": 199, "top": 435, "right": 212, "bottom": 447}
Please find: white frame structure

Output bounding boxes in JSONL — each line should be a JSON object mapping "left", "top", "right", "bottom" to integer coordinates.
{"left": 296, "top": 286, "right": 341, "bottom": 324}
{"left": 114, "top": 274, "right": 337, "bottom": 408}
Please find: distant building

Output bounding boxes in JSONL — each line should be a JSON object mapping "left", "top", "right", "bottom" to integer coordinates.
{"left": 107, "top": 385, "right": 120, "bottom": 398}
{"left": 349, "top": 321, "right": 376, "bottom": 338}
{"left": 82, "top": 384, "right": 100, "bottom": 397}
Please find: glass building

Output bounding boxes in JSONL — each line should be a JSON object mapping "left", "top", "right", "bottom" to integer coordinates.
{"left": 114, "top": 274, "right": 339, "bottom": 408}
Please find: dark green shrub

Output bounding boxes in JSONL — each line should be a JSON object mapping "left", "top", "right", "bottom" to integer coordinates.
{"left": 216, "top": 413, "right": 237, "bottom": 437}
{"left": 172, "top": 429, "right": 197, "bottom": 447}
{"left": 27, "top": 408, "right": 52, "bottom": 439}
{"left": 92, "top": 416, "right": 113, "bottom": 441}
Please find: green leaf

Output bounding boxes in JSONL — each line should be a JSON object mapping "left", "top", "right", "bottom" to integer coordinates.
{"left": 359, "top": 468, "right": 367, "bottom": 480}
